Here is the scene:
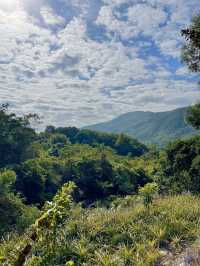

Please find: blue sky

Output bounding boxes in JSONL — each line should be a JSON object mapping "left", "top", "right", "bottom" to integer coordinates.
{"left": 0, "top": 0, "right": 199, "bottom": 127}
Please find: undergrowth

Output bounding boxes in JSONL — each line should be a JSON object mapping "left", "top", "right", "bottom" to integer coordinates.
{"left": 1, "top": 195, "right": 200, "bottom": 266}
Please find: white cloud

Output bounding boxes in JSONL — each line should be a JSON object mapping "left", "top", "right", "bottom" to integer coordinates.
{"left": 96, "top": 2, "right": 167, "bottom": 40}
{"left": 0, "top": 0, "right": 21, "bottom": 12}
{"left": 40, "top": 6, "right": 65, "bottom": 26}
{"left": 127, "top": 4, "right": 167, "bottom": 35}
{"left": 0, "top": 0, "right": 199, "bottom": 128}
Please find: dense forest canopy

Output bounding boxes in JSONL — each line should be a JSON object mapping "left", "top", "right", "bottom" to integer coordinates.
{"left": 0, "top": 104, "right": 199, "bottom": 228}
{"left": 45, "top": 126, "right": 148, "bottom": 156}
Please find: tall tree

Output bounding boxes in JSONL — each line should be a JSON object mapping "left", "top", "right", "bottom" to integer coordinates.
{"left": 0, "top": 105, "right": 36, "bottom": 167}
{"left": 181, "top": 14, "right": 200, "bottom": 129}
{"left": 16, "top": 160, "right": 46, "bottom": 204}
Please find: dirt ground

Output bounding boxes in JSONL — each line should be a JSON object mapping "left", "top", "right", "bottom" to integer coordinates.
{"left": 158, "top": 247, "right": 200, "bottom": 266}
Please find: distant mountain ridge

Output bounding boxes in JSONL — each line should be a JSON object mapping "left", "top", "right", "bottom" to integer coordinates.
{"left": 85, "top": 107, "right": 198, "bottom": 146}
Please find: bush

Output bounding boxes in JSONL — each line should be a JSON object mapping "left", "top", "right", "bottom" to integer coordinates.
{"left": 0, "top": 170, "right": 40, "bottom": 236}
{"left": 139, "top": 182, "right": 158, "bottom": 207}
{"left": 158, "top": 136, "right": 200, "bottom": 194}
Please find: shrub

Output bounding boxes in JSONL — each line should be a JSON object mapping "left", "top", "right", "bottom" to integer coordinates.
{"left": 139, "top": 182, "right": 158, "bottom": 207}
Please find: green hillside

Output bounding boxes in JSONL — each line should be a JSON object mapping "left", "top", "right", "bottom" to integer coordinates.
{"left": 85, "top": 107, "right": 198, "bottom": 145}
{"left": 1, "top": 106, "right": 200, "bottom": 266}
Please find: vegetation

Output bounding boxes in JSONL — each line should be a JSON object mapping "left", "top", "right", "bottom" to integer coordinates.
{"left": 85, "top": 107, "right": 197, "bottom": 146}
{"left": 46, "top": 126, "right": 148, "bottom": 157}
{"left": 0, "top": 104, "right": 199, "bottom": 265}
{"left": 139, "top": 182, "right": 158, "bottom": 207}
{"left": 2, "top": 194, "right": 200, "bottom": 266}
{"left": 186, "top": 103, "right": 200, "bottom": 130}
{"left": 182, "top": 14, "right": 200, "bottom": 130}
{"left": 0, "top": 14, "right": 200, "bottom": 266}
{"left": 0, "top": 169, "right": 39, "bottom": 236}
{"left": 181, "top": 14, "right": 200, "bottom": 73}
{"left": 0, "top": 104, "right": 36, "bottom": 167}
{"left": 158, "top": 136, "right": 200, "bottom": 194}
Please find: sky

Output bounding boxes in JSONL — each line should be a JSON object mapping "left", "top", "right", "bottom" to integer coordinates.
{"left": 0, "top": 0, "right": 199, "bottom": 128}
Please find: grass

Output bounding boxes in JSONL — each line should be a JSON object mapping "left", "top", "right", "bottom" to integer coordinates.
{"left": 1, "top": 194, "right": 200, "bottom": 266}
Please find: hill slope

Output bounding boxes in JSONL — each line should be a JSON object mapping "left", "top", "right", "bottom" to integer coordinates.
{"left": 85, "top": 107, "right": 198, "bottom": 145}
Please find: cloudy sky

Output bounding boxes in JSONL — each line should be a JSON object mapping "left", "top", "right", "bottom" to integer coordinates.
{"left": 0, "top": 0, "right": 199, "bottom": 127}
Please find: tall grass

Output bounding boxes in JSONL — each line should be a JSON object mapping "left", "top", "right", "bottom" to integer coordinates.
{"left": 1, "top": 195, "right": 200, "bottom": 266}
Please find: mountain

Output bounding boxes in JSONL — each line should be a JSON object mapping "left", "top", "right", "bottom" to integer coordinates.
{"left": 85, "top": 107, "right": 198, "bottom": 146}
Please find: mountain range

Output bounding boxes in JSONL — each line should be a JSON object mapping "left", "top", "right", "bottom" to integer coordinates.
{"left": 85, "top": 107, "right": 198, "bottom": 146}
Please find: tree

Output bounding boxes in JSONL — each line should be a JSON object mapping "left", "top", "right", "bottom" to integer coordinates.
{"left": 0, "top": 169, "right": 16, "bottom": 193}
{"left": 0, "top": 170, "right": 19, "bottom": 235}
{"left": 158, "top": 137, "right": 200, "bottom": 194}
{"left": 139, "top": 183, "right": 158, "bottom": 207}
{"left": 45, "top": 125, "right": 56, "bottom": 134}
{"left": 73, "top": 159, "right": 108, "bottom": 202}
{"left": 53, "top": 127, "right": 148, "bottom": 157}
{"left": 0, "top": 105, "right": 36, "bottom": 167}
{"left": 181, "top": 14, "right": 200, "bottom": 129}
{"left": 115, "top": 133, "right": 147, "bottom": 157}
{"left": 0, "top": 170, "right": 39, "bottom": 236}
{"left": 181, "top": 15, "right": 200, "bottom": 73}
{"left": 186, "top": 103, "right": 200, "bottom": 130}
{"left": 56, "top": 127, "right": 79, "bottom": 143}
{"left": 16, "top": 160, "right": 46, "bottom": 204}
{"left": 113, "top": 166, "right": 150, "bottom": 195}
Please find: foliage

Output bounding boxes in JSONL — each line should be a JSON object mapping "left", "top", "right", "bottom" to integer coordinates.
{"left": 62, "top": 155, "right": 150, "bottom": 204}
{"left": 181, "top": 14, "right": 200, "bottom": 129}
{"left": 2, "top": 182, "right": 75, "bottom": 266}
{"left": 181, "top": 14, "right": 200, "bottom": 73}
{"left": 186, "top": 103, "right": 200, "bottom": 130}
{"left": 0, "top": 169, "right": 16, "bottom": 192}
{"left": 49, "top": 127, "right": 148, "bottom": 157}
{"left": 37, "top": 181, "right": 76, "bottom": 230}
{"left": 2, "top": 195, "right": 200, "bottom": 266}
{"left": 85, "top": 107, "right": 197, "bottom": 146}
{"left": 0, "top": 105, "right": 36, "bottom": 167}
{"left": 158, "top": 136, "right": 200, "bottom": 194}
{"left": 15, "top": 160, "right": 47, "bottom": 205}
{"left": 0, "top": 169, "right": 40, "bottom": 236}
{"left": 139, "top": 182, "right": 158, "bottom": 207}
{"left": 32, "top": 182, "right": 76, "bottom": 260}
{"left": 11, "top": 140, "right": 152, "bottom": 205}
{"left": 0, "top": 107, "right": 199, "bottom": 266}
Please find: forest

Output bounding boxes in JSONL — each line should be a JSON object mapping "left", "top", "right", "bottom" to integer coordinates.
{"left": 0, "top": 11, "right": 200, "bottom": 266}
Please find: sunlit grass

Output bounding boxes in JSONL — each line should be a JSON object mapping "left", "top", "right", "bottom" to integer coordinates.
{"left": 1, "top": 194, "right": 200, "bottom": 266}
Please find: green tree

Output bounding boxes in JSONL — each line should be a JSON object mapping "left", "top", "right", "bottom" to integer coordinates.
{"left": 186, "top": 103, "right": 200, "bottom": 130}
{"left": 113, "top": 166, "right": 150, "bottom": 195}
{"left": 115, "top": 133, "right": 147, "bottom": 157}
{"left": 158, "top": 137, "right": 200, "bottom": 194}
{"left": 181, "top": 14, "right": 200, "bottom": 129}
{"left": 0, "top": 105, "right": 36, "bottom": 167}
{"left": 54, "top": 127, "right": 147, "bottom": 157}
{"left": 16, "top": 160, "right": 46, "bottom": 204}
{"left": 0, "top": 169, "right": 16, "bottom": 193}
{"left": 181, "top": 15, "right": 200, "bottom": 72}
{"left": 50, "top": 133, "right": 69, "bottom": 146}
{"left": 139, "top": 183, "right": 158, "bottom": 207}
{"left": 48, "top": 133, "right": 70, "bottom": 157}
{"left": 73, "top": 159, "right": 109, "bottom": 202}
{"left": 0, "top": 170, "right": 39, "bottom": 236}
